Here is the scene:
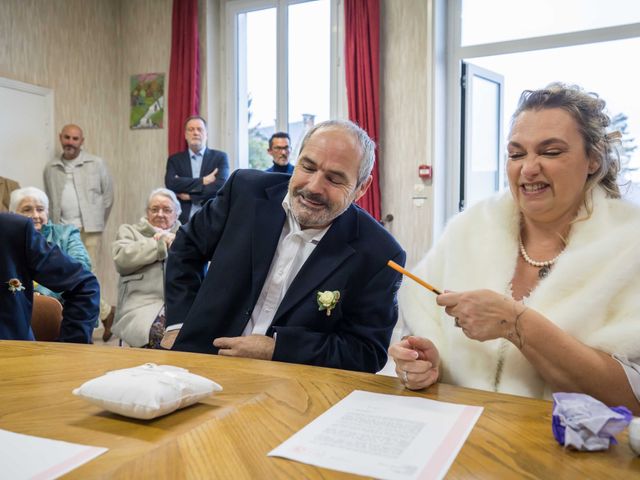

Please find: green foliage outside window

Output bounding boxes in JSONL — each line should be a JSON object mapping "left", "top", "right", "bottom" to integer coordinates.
{"left": 247, "top": 94, "right": 272, "bottom": 170}
{"left": 249, "top": 129, "right": 271, "bottom": 170}
{"left": 610, "top": 113, "right": 638, "bottom": 174}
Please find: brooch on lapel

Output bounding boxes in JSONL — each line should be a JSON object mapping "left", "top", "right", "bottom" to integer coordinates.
{"left": 7, "top": 278, "right": 25, "bottom": 294}
{"left": 317, "top": 290, "right": 340, "bottom": 316}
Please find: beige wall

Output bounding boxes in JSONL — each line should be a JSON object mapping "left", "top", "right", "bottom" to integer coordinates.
{"left": 0, "top": 0, "right": 173, "bottom": 303}
{"left": 380, "top": 0, "right": 432, "bottom": 268}
{"left": 109, "top": 0, "right": 172, "bottom": 301}
{"left": 0, "top": 0, "right": 122, "bottom": 302}
{"left": 0, "top": 0, "right": 435, "bottom": 301}
{"left": 115, "top": 0, "right": 172, "bottom": 251}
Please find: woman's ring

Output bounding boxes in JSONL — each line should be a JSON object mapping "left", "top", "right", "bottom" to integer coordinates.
{"left": 454, "top": 317, "right": 461, "bottom": 328}
{"left": 402, "top": 370, "right": 409, "bottom": 384}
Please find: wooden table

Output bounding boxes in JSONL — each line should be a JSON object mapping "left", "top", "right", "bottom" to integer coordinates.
{"left": 1, "top": 341, "right": 638, "bottom": 479}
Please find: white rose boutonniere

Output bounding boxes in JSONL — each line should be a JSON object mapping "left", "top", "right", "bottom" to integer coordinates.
{"left": 7, "top": 278, "right": 25, "bottom": 294}
{"left": 317, "top": 290, "right": 340, "bottom": 316}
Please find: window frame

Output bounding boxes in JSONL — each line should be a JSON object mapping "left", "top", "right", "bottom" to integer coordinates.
{"left": 442, "top": 0, "right": 640, "bottom": 225}
{"left": 460, "top": 61, "right": 504, "bottom": 211}
{"left": 223, "top": 0, "right": 344, "bottom": 170}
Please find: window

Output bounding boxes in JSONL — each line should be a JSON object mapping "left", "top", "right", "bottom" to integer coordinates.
{"left": 238, "top": 7, "right": 276, "bottom": 170}
{"left": 461, "top": 0, "right": 640, "bottom": 46}
{"left": 460, "top": 62, "right": 504, "bottom": 210}
{"left": 444, "top": 0, "right": 640, "bottom": 219}
{"left": 226, "top": 0, "right": 341, "bottom": 170}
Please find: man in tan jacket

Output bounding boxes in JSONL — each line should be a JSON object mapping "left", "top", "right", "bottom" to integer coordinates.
{"left": 43, "top": 124, "right": 115, "bottom": 340}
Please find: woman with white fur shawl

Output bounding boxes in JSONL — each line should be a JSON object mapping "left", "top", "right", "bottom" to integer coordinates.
{"left": 389, "top": 84, "right": 640, "bottom": 415}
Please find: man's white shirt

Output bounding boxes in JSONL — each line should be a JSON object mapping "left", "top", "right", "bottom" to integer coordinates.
{"left": 59, "top": 157, "right": 83, "bottom": 228}
{"left": 166, "top": 192, "right": 330, "bottom": 338}
{"left": 189, "top": 147, "right": 206, "bottom": 218}
{"left": 242, "top": 193, "right": 329, "bottom": 335}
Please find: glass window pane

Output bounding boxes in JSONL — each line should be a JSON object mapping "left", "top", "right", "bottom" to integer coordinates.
{"left": 468, "top": 37, "right": 640, "bottom": 202}
{"left": 461, "top": 0, "right": 640, "bottom": 46}
{"left": 464, "top": 68, "right": 502, "bottom": 207}
{"left": 287, "top": 0, "right": 330, "bottom": 158}
{"left": 238, "top": 8, "right": 276, "bottom": 170}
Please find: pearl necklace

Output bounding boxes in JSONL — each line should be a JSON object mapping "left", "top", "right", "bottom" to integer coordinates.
{"left": 519, "top": 238, "right": 564, "bottom": 279}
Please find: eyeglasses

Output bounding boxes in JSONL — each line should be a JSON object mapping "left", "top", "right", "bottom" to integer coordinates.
{"left": 148, "top": 207, "right": 174, "bottom": 215}
{"left": 271, "top": 146, "right": 291, "bottom": 152}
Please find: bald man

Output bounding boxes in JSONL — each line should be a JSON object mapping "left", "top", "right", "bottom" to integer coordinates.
{"left": 44, "top": 124, "right": 115, "bottom": 338}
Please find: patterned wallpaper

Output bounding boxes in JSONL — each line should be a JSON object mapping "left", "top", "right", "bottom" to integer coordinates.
{"left": 0, "top": 0, "right": 172, "bottom": 302}
{"left": 380, "top": 0, "right": 432, "bottom": 267}
{"left": 118, "top": 0, "right": 172, "bottom": 226}
{"left": 0, "top": 0, "right": 434, "bottom": 303}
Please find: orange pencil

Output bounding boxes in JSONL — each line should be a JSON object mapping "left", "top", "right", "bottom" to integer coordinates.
{"left": 387, "top": 260, "right": 442, "bottom": 295}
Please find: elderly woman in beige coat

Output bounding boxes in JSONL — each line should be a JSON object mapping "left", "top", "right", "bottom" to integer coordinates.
{"left": 112, "top": 188, "right": 181, "bottom": 347}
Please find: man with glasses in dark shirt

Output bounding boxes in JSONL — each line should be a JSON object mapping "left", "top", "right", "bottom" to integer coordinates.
{"left": 265, "top": 132, "right": 294, "bottom": 174}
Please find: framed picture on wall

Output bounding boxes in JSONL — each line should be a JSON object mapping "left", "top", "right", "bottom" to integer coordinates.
{"left": 130, "top": 73, "right": 164, "bottom": 129}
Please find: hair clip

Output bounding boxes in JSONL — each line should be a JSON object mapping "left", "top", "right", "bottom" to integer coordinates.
{"left": 605, "top": 130, "right": 622, "bottom": 141}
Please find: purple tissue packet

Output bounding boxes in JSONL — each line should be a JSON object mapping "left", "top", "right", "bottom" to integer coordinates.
{"left": 552, "top": 392, "right": 632, "bottom": 451}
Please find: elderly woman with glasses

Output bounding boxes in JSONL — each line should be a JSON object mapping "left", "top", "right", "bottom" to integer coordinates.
{"left": 10, "top": 187, "right": 93, "bottom": 296}
{"left": 11, "top": 187, "right": 116, "bottom": 340}
{"left": 112, "top": 188, "right": 181, "bottom": 347}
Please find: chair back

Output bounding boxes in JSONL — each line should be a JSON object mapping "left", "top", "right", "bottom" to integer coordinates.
{"left": 31, "top": 295, "right": 63, "bottom": 341}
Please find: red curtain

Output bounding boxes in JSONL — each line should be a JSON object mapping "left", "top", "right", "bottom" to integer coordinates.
{"left": 168, "top": 0, "right": 200, "bottom": 155}
{"left": 344, "top": 0, "right": 381, "bottom": 221}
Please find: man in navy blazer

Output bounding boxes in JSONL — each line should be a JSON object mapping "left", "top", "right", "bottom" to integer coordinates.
{"left": 165, "top": 116, "right": 230, "bottom": 224}
{"left": 163, "top": 120, "right": 406, "bottom": 373}
{"left": 0, "top": 213, "right": 99, "bottom": 342}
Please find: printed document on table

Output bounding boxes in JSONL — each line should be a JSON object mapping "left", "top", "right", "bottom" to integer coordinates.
{"left": 0, "top": 428, "right": 107, "bottom": 480}
{"left": 268, "top": 390, "right": 483, "bottom": 480}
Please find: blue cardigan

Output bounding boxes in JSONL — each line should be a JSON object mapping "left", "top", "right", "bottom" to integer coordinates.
{"left": 36, "top": 222, "right": 92, "bottom": 299}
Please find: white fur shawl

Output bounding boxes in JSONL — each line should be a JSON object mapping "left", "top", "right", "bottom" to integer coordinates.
{"left": 399, "top": 188, "right": 640, "bottom": 399}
